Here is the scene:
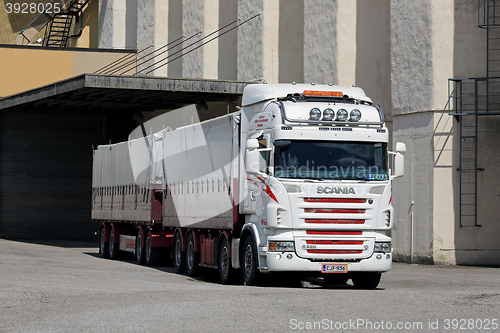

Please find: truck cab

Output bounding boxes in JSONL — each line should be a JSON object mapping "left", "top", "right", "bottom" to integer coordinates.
{"left": 239, "top": 83, "right": 405, "bottom": 288}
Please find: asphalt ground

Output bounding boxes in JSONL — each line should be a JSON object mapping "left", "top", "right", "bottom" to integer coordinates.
{"left": 0, "top": 239, "right": 499, "bottom": 333}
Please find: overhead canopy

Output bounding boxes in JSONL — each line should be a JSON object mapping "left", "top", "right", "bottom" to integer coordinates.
{"left": 0, "top": 74, "right": 252, "bottom": 239}
{"left": 0, "top": 74, "right": 251, "bottom": 112}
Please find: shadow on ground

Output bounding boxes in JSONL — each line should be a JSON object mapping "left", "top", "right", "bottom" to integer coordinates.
{"left": 84, "top": 249, "right": 378, "bottom": 290}
{"left": 2, "top": 238, "right": 99, "bottom": 248}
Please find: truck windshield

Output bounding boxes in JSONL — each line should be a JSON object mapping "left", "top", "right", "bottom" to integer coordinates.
{"left": 274, "top": 141, "right": 388, "bottom": 181}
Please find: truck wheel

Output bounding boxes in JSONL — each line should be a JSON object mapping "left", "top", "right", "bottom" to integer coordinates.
{"left": 186, "top": 233, "right": 200, "bottom": 277}
{"left": 135, "top": 229, "right": 145, "bottom": 265}
{"left": 241, "top": 236, "right": 260, "bottom": 286}
{"left": 323, "top": 274, "right": 349, "bottom": 285}
{"left": 219, "top": 237, "right": 237, "bottom": 285}
{"left": 99, "top": 225, "right": 109, "bottom": 259}
{"left": 145, "top": 230, "right": 160, "bottom": 267}
{"left": 108, "top": 227, "right": 119, "bottom": 260}
{"left": 173, "top": 232, "right": 186, "bottom": 274}
{"left": 352, "top": 272, "right": 381, "bottom": 289}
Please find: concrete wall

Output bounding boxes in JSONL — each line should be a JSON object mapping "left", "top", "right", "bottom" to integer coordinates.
{"left": 455, "top": 115, "right": 500, "bottom": 265}
{"left": 390, "top": 0, "right": 500, "bottom": 266}
{"left": 0, "top": 46, "right": 135, "bottom": 97}
{"left": 93, "top": 0, "right": 364, "bottom": 85}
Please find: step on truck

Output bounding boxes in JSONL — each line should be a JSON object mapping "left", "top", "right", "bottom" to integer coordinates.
{"left": 92, "top": 83, "right": 405, "bottom": 288}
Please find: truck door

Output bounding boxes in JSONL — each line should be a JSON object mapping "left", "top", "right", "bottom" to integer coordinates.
{"left": 150, "top": 140, "right": 164, "bottom": 222}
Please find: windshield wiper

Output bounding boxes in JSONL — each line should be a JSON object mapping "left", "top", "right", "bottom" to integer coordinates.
{"left": 302, "top": 177, "right": 325, "bottom": 181}
{"left": 278, "top": 176, "right": 324, "bottom": 181}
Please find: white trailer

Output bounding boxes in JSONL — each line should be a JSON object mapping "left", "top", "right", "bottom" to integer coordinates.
{"left": 92, "top": 83, "right": 405, "bottom": 288}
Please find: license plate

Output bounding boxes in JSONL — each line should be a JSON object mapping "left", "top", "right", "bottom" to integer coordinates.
{"left": 321, "top": 264, "right": 348, "bottom": 273}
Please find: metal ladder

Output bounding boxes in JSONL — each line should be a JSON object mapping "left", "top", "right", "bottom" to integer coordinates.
{"left": 480, "top": 0, "right": 500, "bottom": 77}
{"left": 448, "top": 0, "right": 500, "bottom": 227}
{"left": 450, "top": 79, "right": 483, "bottom": 227}
{"left": 43, "top": 0, "right": 90, "bottom": 47}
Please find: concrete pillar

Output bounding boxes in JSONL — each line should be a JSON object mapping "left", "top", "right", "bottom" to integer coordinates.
{"left": 218, "top": 0, "right": 238, "bottom": 80}
{"left": 98, "top": 0, "right": 135, "bottom": 49}
{"left": 167, "top": 0, "right": 183, "bottom": 78}
{"left": 97, "top": 0, "right": 114, "bottom": 48}
{"left": 237, "top": 0, "right": 279, "bottom": 83}
{"left": 135, "top": 0, "right": 180, "bottom": 77}
{"left": 181, "top": 0, "right": 219, "bottom": 79}
{"left": 390, "top": 0, "right": 434, "bottom": 264}
{"left": 390, "top": 0, "right": 433, "bottom": 115}
{"left": 303, "top": 0, "right": 338, "bottom": 85}
{"left": 355, "top": 0, "right": 391, "bottom": 115}
{"left": 278, "top": 0, "right": 304, "bottom": 83}
{"left": 390, "top": 0, "right": 455, "bottom": 264}
{"left": 336, "top": 0, "right": 356, "bottom": 86}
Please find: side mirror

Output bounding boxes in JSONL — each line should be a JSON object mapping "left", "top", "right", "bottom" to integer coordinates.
{"left": 246, "top": 150, "right": 260, "bottom": 174}
{"left": 246, "top": 138, "right": 259, "bottom": 150}
{"left": 392, "top": 153, "right": 404, "bottom": 178}
{"left": 396, "top": 142, "right": 406, "bottom": 153}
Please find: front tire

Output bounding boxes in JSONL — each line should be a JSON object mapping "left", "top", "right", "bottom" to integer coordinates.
{"left": 352, "top": 272, "right": 381, "bottom": 289}
{"left": 173, "top": 232, "right": 186, "bottom": 274}
{"left": 99, "top": 225, "right": 109, "bottom": 259}
{"left": 241, "top": 236, "right": 260, "bottom": 286}
{"left": 186, "top": 233, "right": 200, "bottom": 277}
{"left": 145, "top": 230, "right": 161, "bottom": 267}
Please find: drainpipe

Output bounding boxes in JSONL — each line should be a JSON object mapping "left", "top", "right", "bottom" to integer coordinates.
{"left": 410, "top": 200, "right": 414, "bottom": 263}
{"left": 68, "top": 13, "right": 83, "bottom": 40}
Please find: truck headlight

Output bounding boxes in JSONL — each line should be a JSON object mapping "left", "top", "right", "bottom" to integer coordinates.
{"left": 309, "top": 108, "right": 321, "bottom": 120}
{"left": 336, "top": 109, "right": 348, "bottom": 121}
{"left": 350, "top": 109, "right": 361, "bottom": 122}
{"left": 269, "top": 241, "right": 295, "bottom": 252}
{"left": 374, "top": 242, "right": 391, "bottom": 252}
{"left": 323, "top": 108, "right": 335, "bottom": 121}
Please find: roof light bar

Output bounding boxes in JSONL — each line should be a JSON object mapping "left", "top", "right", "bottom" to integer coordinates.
{"left": 303, "top": 90, "right": 343, "bottom": 97}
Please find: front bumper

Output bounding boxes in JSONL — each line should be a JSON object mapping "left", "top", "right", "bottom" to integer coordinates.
{"left": 265, "top": 251, "right": 392, "bottom": 273}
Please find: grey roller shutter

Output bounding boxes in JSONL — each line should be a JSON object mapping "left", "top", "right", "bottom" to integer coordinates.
{"left": 0, "top": 111, "right": 102, "bottom": 239}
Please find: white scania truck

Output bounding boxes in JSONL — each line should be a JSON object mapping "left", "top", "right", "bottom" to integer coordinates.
{"left": 92, "top": 83, "right": 405, "bottom": 288}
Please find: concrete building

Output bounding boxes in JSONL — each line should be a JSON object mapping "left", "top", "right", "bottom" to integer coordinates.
{"left": 0, "top": 0, "right": 498, "bottom": 266}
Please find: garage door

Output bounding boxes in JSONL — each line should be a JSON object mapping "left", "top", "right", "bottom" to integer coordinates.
{"left": 0, "top": 111, "right": 103, "bottom": 239}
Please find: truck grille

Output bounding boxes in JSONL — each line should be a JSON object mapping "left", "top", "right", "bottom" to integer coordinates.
{"left": 295, "top": 234, "right": 373, "bottom": 259}
{"left": 294, "top": 197, "right": 375, "bottom": 259}
{"left": 300, "top": 197, "right": 369, "bottom": 227}
{"left": 306, "top": 230, "right": 362, "bottom": 235}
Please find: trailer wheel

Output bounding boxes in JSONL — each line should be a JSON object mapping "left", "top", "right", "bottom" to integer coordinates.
{"left": 218, "top": 237, "right": 237, "bottom": 285}
{"left": 135, "top": 229, "right": 145, "bottom": 265}
{"left": 145, "top": 230, "right": 161, "bottom": 267}
{"left": 173, "top": 232, "right": 186, "bottom": 274}
{"left": 241, "top": 236, "right": 260, "bottom": 286}
{"left": 108, "top": 227, "right": 119, "bottom": 260}
{"left": 352, "top": 272, "right": 381, "bottom": 289}
{"left": 186, "top": 233, "right": 200, "bottom": 277}
{"left": 323, "top": 274, "right": 349, "bottom": 285}
{"left": 99, "top": 225, "right": 109, "bottom": 259}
